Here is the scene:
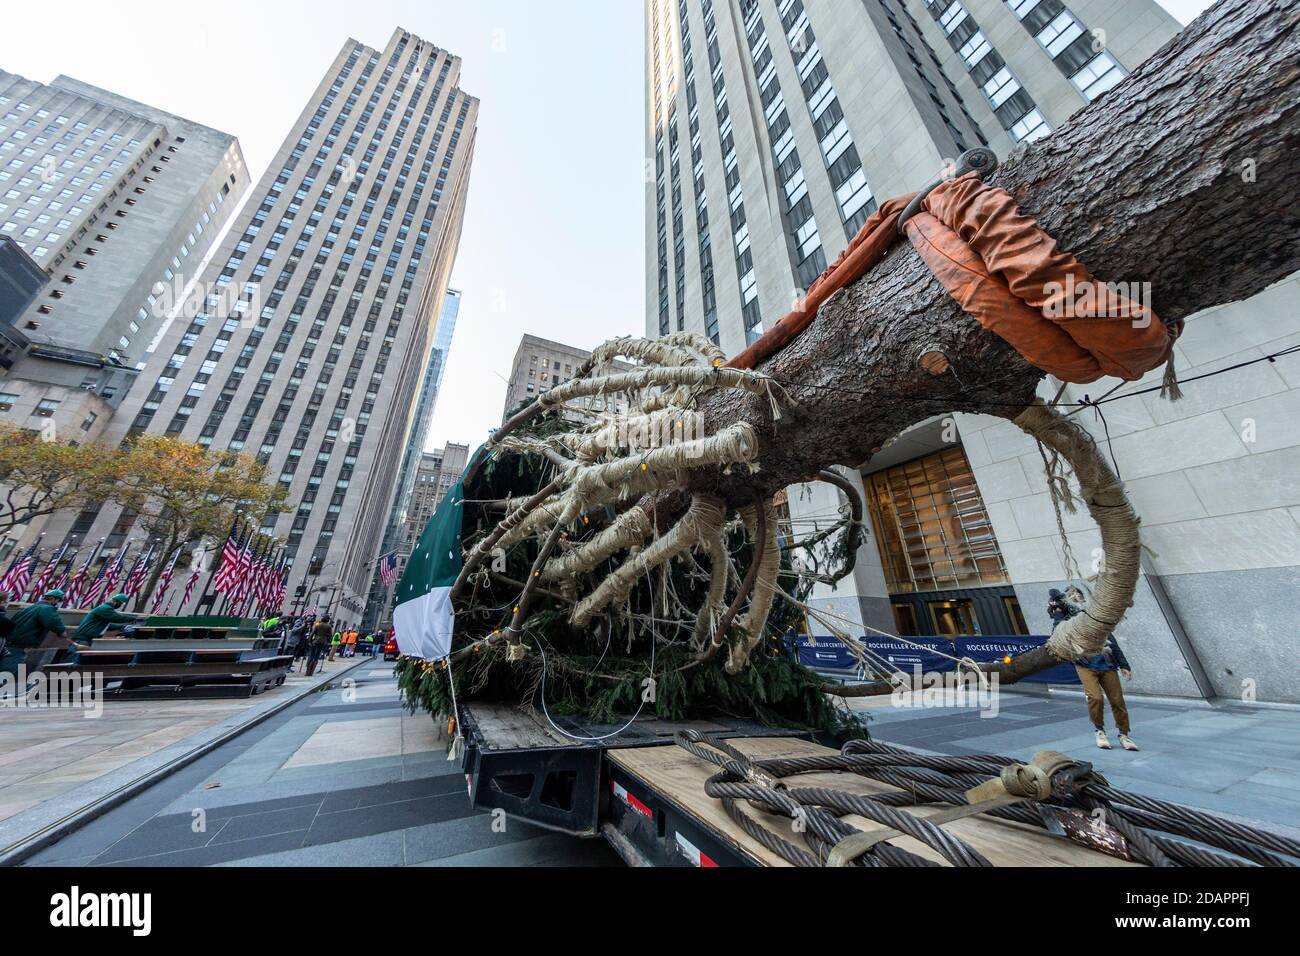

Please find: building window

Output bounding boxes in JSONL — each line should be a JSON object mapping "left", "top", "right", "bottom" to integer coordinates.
{"left": 33, "top": 398, "right": 60, "bottom": 417}
{"left": 891, "top": 602, "right": 920, "bottom": 636}
{"left": 863, "top": 445, "right": 1007, "bottom": 593}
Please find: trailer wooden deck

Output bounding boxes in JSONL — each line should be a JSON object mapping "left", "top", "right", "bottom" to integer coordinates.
{"left": 606, "top": 735, "right": 1139, "bottom": 867}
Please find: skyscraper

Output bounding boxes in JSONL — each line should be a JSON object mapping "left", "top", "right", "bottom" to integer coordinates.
{"left": 501, "top": 334, "right": 633, "bottom": 424}
{"left": 0, "top": 72, "right": 248, "bottom": 365}
{"left": 645, "top": 0, "right": 1178, "bottom": 354}
{"left": 646, "top": 1, "right": 1300, "bottom": 705}
{"left": 362, "top": 286, "right": 462, "bottom": 628}
{"left": 36, "top": 28, "right": 478, "bottom": 629}
{"left": 369, "top": 441, "right": 469, "bottom": 629}
{"left": 0, "top": 72, "right": 248, "bottom": 438}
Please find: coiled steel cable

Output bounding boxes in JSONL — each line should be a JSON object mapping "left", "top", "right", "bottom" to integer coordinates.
{"left": 675, "top": 732, "right": 1299, "bottom": 868}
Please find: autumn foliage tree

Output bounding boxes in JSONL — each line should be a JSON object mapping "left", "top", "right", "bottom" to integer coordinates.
{"left": 111, "top": 436, "right": 289, "bottom": 607}
{"left": 0, "top": 426, "right": 122, "bottom": 536}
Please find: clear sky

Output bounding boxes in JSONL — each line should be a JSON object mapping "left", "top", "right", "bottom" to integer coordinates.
{"left": 1, "top": 0, "right": 1212, "bottom": 453}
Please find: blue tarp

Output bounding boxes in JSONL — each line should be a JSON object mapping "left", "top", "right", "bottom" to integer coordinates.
{"left": 795, "top": 633, "right": 1080, "bottom": 685}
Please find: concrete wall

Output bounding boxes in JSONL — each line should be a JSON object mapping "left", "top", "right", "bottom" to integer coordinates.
{"left": 957, "top": 271, "right": 1300, "bottom": 702}
{"left": 0, "top": 375, "right": 114, "bottom": 443}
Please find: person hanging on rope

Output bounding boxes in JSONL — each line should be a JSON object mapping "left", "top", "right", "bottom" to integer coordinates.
{"left": 1051, "top": 589, "right": 1138, "bottom": 752}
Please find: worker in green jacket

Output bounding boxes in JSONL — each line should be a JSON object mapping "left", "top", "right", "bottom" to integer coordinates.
{"left": 2, "top": 589, "right": 72, "bottom": 679}
{"left": 74, "top": 593, "right": 142, "bottom": 645}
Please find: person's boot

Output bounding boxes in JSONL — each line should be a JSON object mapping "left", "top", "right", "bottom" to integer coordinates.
{"left": 1119, "top": 733, "right": 1139, "bottom": 751}
{"left": 1095, "top": 729, "right": 1112, "bottom": 750}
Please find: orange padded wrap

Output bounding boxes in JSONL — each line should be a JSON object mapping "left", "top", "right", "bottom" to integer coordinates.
{"left": 725, "top": 172, "right": 1180, "bottom": 384}
{"left": 904, "top": 212, "right": 1103, "bottom": 382}
{"left": 726, "top": 195, "right": 912, "bottom": 371}
{"left": 920, "top": 173, "right": 1180, "bottom": 382}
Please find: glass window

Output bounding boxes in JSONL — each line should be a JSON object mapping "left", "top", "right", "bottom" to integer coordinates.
{"left": 864, "top": 444, "right": 1008, "bottom": 593}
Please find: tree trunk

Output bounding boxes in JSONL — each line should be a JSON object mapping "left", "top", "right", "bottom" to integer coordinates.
{"left": 690, "top": 0, "right": 1300, "bottom": 502}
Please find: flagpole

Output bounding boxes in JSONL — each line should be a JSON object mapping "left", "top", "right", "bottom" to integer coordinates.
{"left": 51, "top": 539, "right": 80, "bottom": 593}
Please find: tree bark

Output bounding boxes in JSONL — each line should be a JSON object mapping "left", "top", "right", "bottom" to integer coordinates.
{"left": 690, "top": 0, "right": 1300, "bottom": 502}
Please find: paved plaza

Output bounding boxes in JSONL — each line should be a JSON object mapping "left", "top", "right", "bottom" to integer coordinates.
{"left": 18, "top": 660, "right": 617, "bottom": 867}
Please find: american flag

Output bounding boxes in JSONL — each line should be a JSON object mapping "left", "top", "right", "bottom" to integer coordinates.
{"left": 270, "top": 552, "right": 288, "bottom": 609}
{"left": 0, "top": 546, "right": 36, "bottom": 599}
{"left": 234, "top": 540, "right": 261, "bottom": 609}
{"left": 52, "top": 547, "right": 79, "bottom": 593}
{"left": 90, "top": 543, "right": 131, "bottom": 607}
{"left": 254, "top": 549, "right": 278, "bottom": 612}
{"left": 234, "top": 539, "right": 258, "bottom": 607}
{"left": 124, "top": 544, "right": 155, "bottom": 596}
{"left": 65, "top": 540, "right": 104, "bottom": 608}
{"left": 179, "top": 563, "right": 202, "bottom": 612}
{"left": 26, "top": 543, "right": 68, "bottom": 603}
{"left": 213, "top": 522, "right": 244, "bottom": 595}
{"left": 275, "top": 559, "right": 288, "bottom": 607}
{"left": 150, "top": 547, "right": 182, "bottom": 613}
{"left": 378, "top": 551, "right": 400, "bottom": 588}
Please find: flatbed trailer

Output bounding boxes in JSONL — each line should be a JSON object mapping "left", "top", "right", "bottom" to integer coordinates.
{"left": 457, "top": 702, "right": 1134, "bottom": 867}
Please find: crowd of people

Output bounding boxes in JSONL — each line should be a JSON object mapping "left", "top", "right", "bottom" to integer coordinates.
{"left": 256, "top": 614, "right": 390, "bottom": 676}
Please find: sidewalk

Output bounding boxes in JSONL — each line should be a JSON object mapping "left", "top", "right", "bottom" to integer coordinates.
{"left": 0, "top": 655, "right": 366, "bottom": 860}
{"left": 21, "top": 659, "right": 617, "bottom": 867}
{"left": 850, "top": 688, "right": 1300, "bottom": 837}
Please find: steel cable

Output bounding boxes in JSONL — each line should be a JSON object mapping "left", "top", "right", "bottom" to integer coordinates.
{"left": 675, "top": 732, "right": 1299, "bottom": 868}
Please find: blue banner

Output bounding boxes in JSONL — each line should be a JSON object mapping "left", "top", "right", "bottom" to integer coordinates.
{"left": 793, "top": 634, "right": 859, "bottom": 671}
{"left": 796, "top": 633, "right": 1080, "bottom": 685}
{"left": 861, "top": 634, "right": 957, "bottom": 674}
{"left": 956, "top": 635, "right": 1080, "bottom": 685}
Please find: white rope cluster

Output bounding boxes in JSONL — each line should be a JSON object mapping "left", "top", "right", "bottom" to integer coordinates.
{"left": 1014, "top": 403, "right": 1141, "bottom": 662}
{"left": 466, "top": 335, "right": 795, "bottom": 667}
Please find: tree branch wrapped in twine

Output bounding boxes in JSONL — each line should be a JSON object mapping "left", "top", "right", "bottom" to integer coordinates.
{"left": 827, "top": 400, "right": 1141, "bottom": 697}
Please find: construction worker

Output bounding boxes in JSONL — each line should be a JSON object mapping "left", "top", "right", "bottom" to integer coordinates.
{"left": 3, "top": 589, "right": 73, "bottom": 679}
{"left": 342, "top": 628, "right": 358, "bottom": 657}
{"left": 328, "top": 628, "right": 341, "bottom": 662}
{"left": 306, "top": 617, "right": 332, "bottom": 676}
{"left": 260, "top": 612, "right": 285, "bottom": 652}
{"left": 74, "top": 593, "right": 142, "bottom": 646}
